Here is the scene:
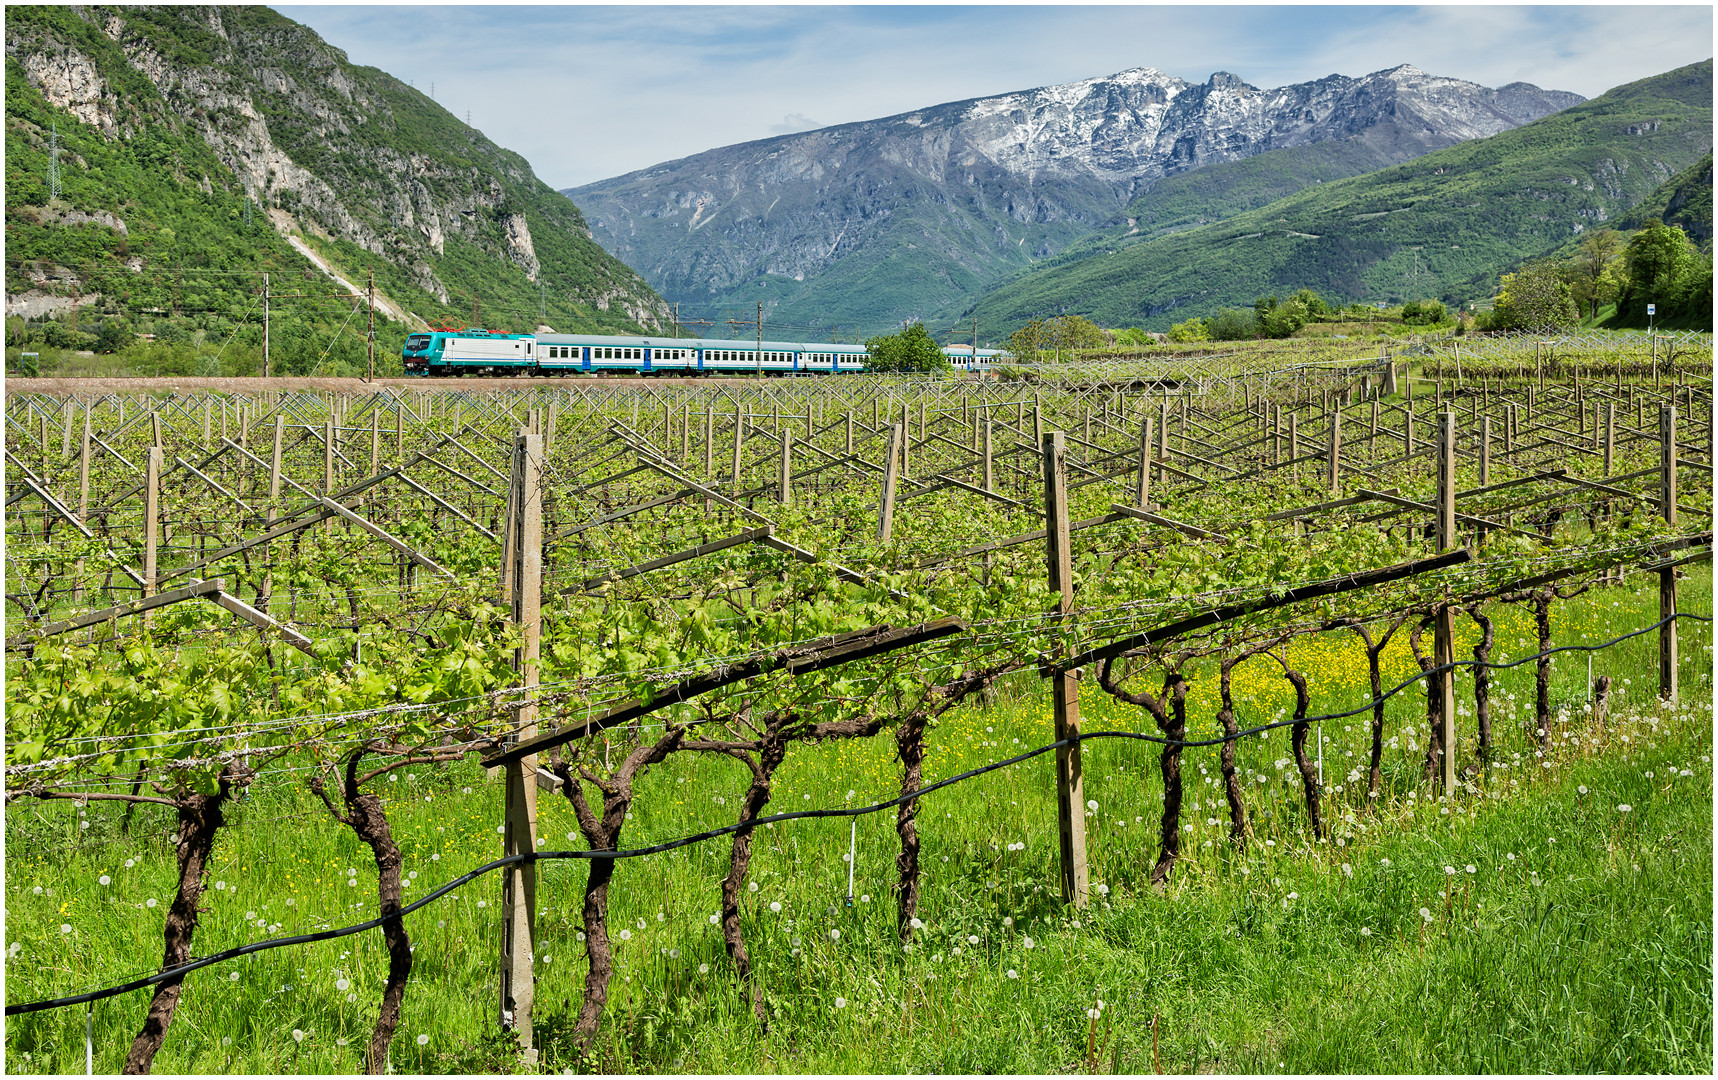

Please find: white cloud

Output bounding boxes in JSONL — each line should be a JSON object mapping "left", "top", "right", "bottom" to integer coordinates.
{"left": 768, "top": 113, "right": 825, "bottom": 136}
{"left": 273, "top": 5, "right": 1713, "bottom": 188}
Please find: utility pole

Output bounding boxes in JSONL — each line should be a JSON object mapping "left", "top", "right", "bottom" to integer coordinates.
{"left": 672, "top": 302, "right": 679, "bottom": 339}
{"left": 366, "top": 269, "right": 375, "bottom": 383}
{"left": 756, "top": 300, "right": 763, "bottom": 376}
{"left": 262, "top": 274, "right": 270, "bottom": 378}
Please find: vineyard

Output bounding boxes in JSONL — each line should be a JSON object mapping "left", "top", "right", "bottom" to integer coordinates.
{"left": 4, "top": 337, "right": 1713, "bottom": 1073}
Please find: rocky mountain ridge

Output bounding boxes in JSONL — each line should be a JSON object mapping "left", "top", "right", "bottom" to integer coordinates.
{"left": 568, "top": 64, "right": 1581, "bottom": 333}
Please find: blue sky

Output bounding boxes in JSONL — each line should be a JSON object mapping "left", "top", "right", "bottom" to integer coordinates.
{"left": 275, "top": 5, "right": 1715, "bottom": 189}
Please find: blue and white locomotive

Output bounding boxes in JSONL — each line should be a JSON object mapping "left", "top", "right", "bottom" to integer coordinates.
{"left": 400, "top": 329, "right": 1003, "bottom": 376}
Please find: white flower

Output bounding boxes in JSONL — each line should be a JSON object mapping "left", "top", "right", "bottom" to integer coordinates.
{"left": 834, "top": 997, "right": 847, "bottom": 1009}
{"left": 1022, "top": 936, "right": 1035, "bottom": 949}
{"left": 336, "top": 978, "right": 350, "bottom": 992}
{"left": 1002, "top": 916, "right": 1013, "bottom": 928}
{"left": 1007, "top": 969, "right": 1019, "bottom": 979}
{"left": 229, "top": 971, "right": 240, "bottom": 981}
{"left": 636, "top": 918, "right": 647, "bottom": 930}
{"left": 709, "top": 914, "right": 720, "bottom": 925}
{"left": 1578, "top": 785, "right": 1588, "bottom": 795}
{"left": 98, "top": 875, "right": 111, "bottom": 886}
{"left": 1618, "top": 804, "right": 1632, "bottom": 812}
{"left": 1465, "top": 865, "right": 1476, "bottom": 874}
{"left": 476, "top": 901, "right": 487, "bottom": 909}
{"left": 1419, "top": 907, "right": 1433, "bottom": 923}
{"left": 861, "top": 894, "right": 870, "bottom": 903}
{"left": 618, "top": 929, "right": 631, "bottom": 941}
{"left": 58, "top": 924, "right": 71, "bottom": 935}
{"left": 1360, "top": 927, "right": 1372, "bottom": 937}
{"left": 770, "top": 901, "right": 782, "bottom": 913}
{"left": 1087, "top": 1008, "right": 1102, "bottom": 1020}
{"left": 416, "top": 1034, "right": 429, "bottom": 1046}
{"left": 292, "top": 1030, "right": 305, "bottom": 1044}
{"left": 1086, "top": 800, "right": 1098, "bottom": 812}
{"left": 830, "top": 929, "right": 841, "bottom": 941}
{"left": 347, "top": 993, "right": 358, "bottom": 1003}
{"left": 1444, "top": 866, "right": 1456, "bottom": 876}
{"left": 124, "top": 859, "right": 134, "bottom": 869}
{"left": 1341, "top": 863, "right": 1353, "bottom": 878}
{"left": 146, "top": 898, "right": 157, "bottom": 908}
{"left": 908, "top": 916, "right": 923, "bottom": 930}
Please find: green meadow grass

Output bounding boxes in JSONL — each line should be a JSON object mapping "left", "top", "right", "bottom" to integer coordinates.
{"left": 5, "top": 568, "right": 1711, "bottom": 1073}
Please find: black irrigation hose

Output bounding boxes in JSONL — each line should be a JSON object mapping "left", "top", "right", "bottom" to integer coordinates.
{"left": 6, "top": 610, "right": 1711, "bottom": 1016}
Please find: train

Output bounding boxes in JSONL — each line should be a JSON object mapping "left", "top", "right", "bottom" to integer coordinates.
{"left": 400, "top": 329, "right": 1005, "bottom": 376}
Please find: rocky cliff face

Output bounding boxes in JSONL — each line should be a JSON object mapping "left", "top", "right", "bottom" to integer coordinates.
{"left": 569, "top": 64, "right": 1581, "bottom": 331}
{"left": 6, "top": 5, "right": 668, "bottom": 333}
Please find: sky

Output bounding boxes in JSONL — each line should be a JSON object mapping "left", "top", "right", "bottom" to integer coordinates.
{"left": 274, "top": 4, "right": 1715, "bottom": 190}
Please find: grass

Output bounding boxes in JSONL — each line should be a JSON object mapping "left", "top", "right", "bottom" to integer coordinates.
{"left": 4, "top": 568, "right": 1711, "bottom": 1074}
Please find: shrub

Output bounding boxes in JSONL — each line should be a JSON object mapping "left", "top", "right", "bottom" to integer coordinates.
{"left": 1167, "top": 317, "right": 1211, "bottom": 343}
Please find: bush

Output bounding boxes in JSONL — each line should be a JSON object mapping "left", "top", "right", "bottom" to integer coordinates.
{"left": 1257, "top": 298, "right": 1311, "bottom": 338}
{"left": 1167, "top": 317, "right": 1210, "bottom": 343}
{"left": 1400, "top": 299, "right": 1447, "bottom": 326}
{"left": 1210, "top": 308, "right": 1257, "bottom": 341}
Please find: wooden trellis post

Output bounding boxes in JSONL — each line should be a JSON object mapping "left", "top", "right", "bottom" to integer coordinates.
{"left": 1042, "top": 431, "right": 1087, "bottom": 907}
{"left": 1134, "top": 417, "right": 1153, "bottom": 508}
{"left": 877, "top": 424, "right": 902, "bottom": 541}
{"left": 779, "top": 430, "right": 792, "bottom": 506}
{"left": 499, "top": 431, "right": 543, "bottom": 1060}
{"left": 730, "top": 406, "right": 745, "bottom": 498}
{"left": 982, "top": 421, "right": 994, "bottom": 494}
{"left": 75, "top": 407, "right": 90, "bottom": 601}
{"left": 1435, "top": 412, "right": 1457, "bottom": 797}
{"left": 1326, "top": 409, "right": 1342, "bottom": 494}
{"left": 1603, "top": 403, "right": 1615, "bottom": 475}
{"left": 1660, "top": 404, "right": 1678, "bottom": 702}
{"left": 143, "top": 447, "right": 162, "bottom": 601}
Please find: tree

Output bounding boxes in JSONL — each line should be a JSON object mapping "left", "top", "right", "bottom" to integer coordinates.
{"left": 1400, "top": 299, "right": 1446, "bottom": 327}
{"left": 1571, "top": 229, "right": 1622, "bottom": 319}
{"left": 1167, "top": 317, "right": 1210, "bottom": 343}
{"left": 864, "top": 321, "right": 948, "bottom": 373}
{"left": 1257, "top": 296, "right": 1312, "bottom": 338}
{"left": 1288, "top": 288, "right": 1330, "bottom": 318}
{"left": 1618, "top": 220, "right": 1696, "bottom": 322}
{"left": 1046, "top": 314, "right": 1106, "bottom": 356}
{"left": 1006, "top": 318, "right": 1049, "bottom": 363}
{"left": 1487, "top": 260, "right": 1578, "bottom": 333}
{"left": 1210, "top": 308, "right": 1256, "bottom": 341}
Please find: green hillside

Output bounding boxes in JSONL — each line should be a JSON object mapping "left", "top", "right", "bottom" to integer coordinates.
{"left": 967, "top": 60, "right": 1713, "bottom": 334}
{"left": 1030, "top": 138, "right": 1405, "bottom": 275}
{"left": 1618, "top": 151, "right": 1713, "bottom": 245}
{"left": 5, "top": 5, "right": 668, "bottom": 376}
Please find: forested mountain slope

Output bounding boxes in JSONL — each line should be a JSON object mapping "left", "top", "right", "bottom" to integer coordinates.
{"left": 6, "top": 5, "right": 667, "bottom": 373}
